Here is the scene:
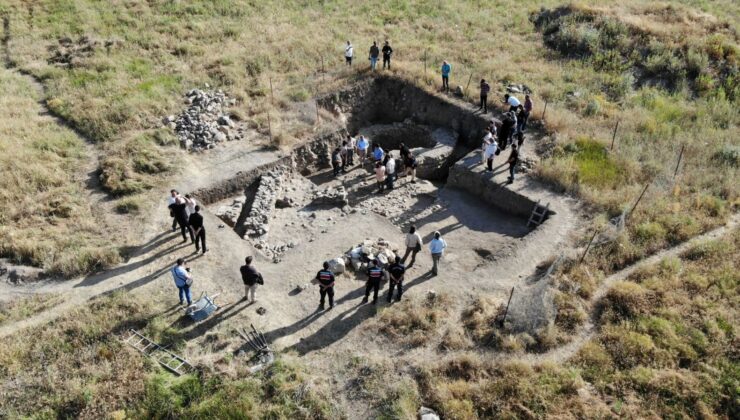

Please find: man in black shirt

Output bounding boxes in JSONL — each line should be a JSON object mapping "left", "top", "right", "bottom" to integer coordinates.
{"left": 369, "top": 41, "right": 380, "bottom": 71}
{"left": 172, "top": 195, "right": 194, "bottom": 243}
{"left": 188, "top": 205, "right": 206, "bottom": 254}
{"left": 507, "top": 144, "right": 519, "bottom": 184}
{"left": 315, "top": 261, "right": 335, "bottom": 310}
{"left": 382, "top": 41, "right": 393, "bottom": 69}
{"left": 362, "top": 260, "right": 383, "bottom": 305}
{"left": 387, "top": 256, "right": 405, "bottom": 303}
{"left": 240, "top": 256, "right": 262, "bottom": 303}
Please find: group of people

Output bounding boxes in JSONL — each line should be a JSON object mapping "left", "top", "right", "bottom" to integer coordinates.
{"left": 345, "top": 40, "right": 393, "bottom": 71}
{"left": 478, "top": 93, "right": 533, "bottom": 183}
{"left": 314, "top": 226, "right": 447, "bottom": 309}
{"left": 168, "top": 190, "right": 207, "bottom": 254}
{"left": 332, "top": 134, "right": 418, "bottom": 193}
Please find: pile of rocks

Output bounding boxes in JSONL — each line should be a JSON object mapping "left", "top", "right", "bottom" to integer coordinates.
{"left": 346, "top": 238, "right": 399, "bottom": 272}
{"left": 310, "top": 186, "right": 348, "bottom": 207}
{"left": 254, "top": 240, "right": 298, "bottom": 264}
{"left": 163, "top": 88, "right": 244, "bottom": 151}
{"left": 506, "top": 84, "right": 533, "bottom": 94}
{"left": 215, "top": 198, "right": 245, "bottom": 228}
{"left": 244, "top": 170, "right": 284, "bottom": 238}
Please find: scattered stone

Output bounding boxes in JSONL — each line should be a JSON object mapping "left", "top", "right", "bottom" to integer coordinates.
{"left": 310, "top": 186, "right": 348, "bottom": 207}
{"left": 215, "top": 198, "right": 245, "bottom": 228}
{"left": 454, "top": 85, "right": 464, "bottom": 97}
{"left": 275, "top": 196, "right": 295, "bottom": 208}
{"left": 426, "top": 290, "right": 437, "bottom": 301}
{"left": 327, "top": 257, "right": 346, "bottom": 274}
{"left": 244, "top": 170, "right": 285, "bottom": 238}
{"left": 256, "top": 307, "right": 267, "bottom": 315}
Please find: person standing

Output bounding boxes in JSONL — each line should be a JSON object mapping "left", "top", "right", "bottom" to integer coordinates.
{"left": 507, "top": 143, "right": 519, "bottom": 183}
{"left": 315, "top": 261, "right": 335, "bottom": 310}
{"left": 357, "top": 135, "right": 369, "bottom": 166}
{"left": 382, "top": 41, "right": 393, "bottom": 69}
{"left": 385, "top": 152, "right": 396, "bottom": 191}
{"left": 240, "top": 256, "right": 263, "bottom": 303}
{"left": 372, "top": 143, "right": 385, "bottom": 163}
{"left": 441, "top": 61, "right": 451, "bottom": 92}
{"left": 499, "top": 112, "right": 515, "bottom": 150}
{"left": 188, "top": 205, "right": 207, "bottom": 254}
{"left": 184, "top": 194, "right": 197, "bottom": 218}
{"left": 171, "top": 258, "right": 192, "bottom": 306}
{"left": 168, "top": 189, "right": 179, "bottom": 232}
{"left": 387, "top": 256, "right": 405, "bottom": 302}
{"left": 485, "top": 138, "right": 499, "bottom": 172}
{"left": 481, "top": 128, "right": 494, "bottom": 165}
{"left": 405, "top": 152, "right": 417, "bottom": 184}
{"left": 345, "top": 41, "right": 354, "bottom": 66}
{"left": 479, "top": 79, "right": 491, "bottom": 113}
{"left": 375, "top": 162, "right": 386, "bottom": 193}
{"left": 362, "top": 259, "right": 383, "bottom": 304}
{"left": 504, "top": 93, "right": 521, "bottom": 112}
{"left": 331, "top": 147, "right": 343, "bottom": 177}
{"left": 401, "top": 225, "right": 423, "bottom": 267}
{"left": 523, "top": 95, "right": 533, "bottom": 131}
{"left": 172, "top": 194, "right": 194, "bottom": 243}
{"left": 429, "top": 231, "right": 447, "bottom": 276}
{"left": 340, "top": 141, "right": 351, "bottom": 173}
{"left": 369, "top": 41, "right": 380, "bottom": 71}
{"left": 346, "top": 134, "right": 356, "bottom": 165}
{"left": 399, "top": 142, "right": 410, "bottom": 174}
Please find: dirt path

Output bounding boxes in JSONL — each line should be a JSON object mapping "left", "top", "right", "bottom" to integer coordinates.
{"left": 512, "top": 212, "right": 740, "bottom": 365}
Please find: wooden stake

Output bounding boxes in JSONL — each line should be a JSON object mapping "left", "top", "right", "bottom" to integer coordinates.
{"left": 267, "top": 113, "right": 273, "bottom": 144}
{"left": 500, "top": 287, "right": 515, "bottom": 327}
{"left": 320, "top": 55, "right": 325, "bottom": 83}
{"left": 269, "top": 77, "right": 274, "bottom": 104}
{"left": 579, "top": 230, "right": 598, "bottom": 264}
{"left": 464, "top": 73, "right": 473, "bottom": 98}
{"left": 629, "top": 183, "right": 650, "bottom": 217}
{"left": 316, "top": 102, "right": 320, "bottom": 125}
{"left": 542, "top": 99, "right": 548, "bottom": 120}
{"left": 610, "top": 120, "right": 619, "bottom": 150}
{"left": 423, "top": 50, "right": 428, "bottom": 81}
{"left": 673, "top": 144, "right": 685, "bottom": 179}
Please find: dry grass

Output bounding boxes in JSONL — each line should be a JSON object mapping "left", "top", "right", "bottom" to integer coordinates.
{"left": 0, "top": 68, "right": 121, "bottom": 277}
{"left": 375, "top": 293, "right": 450, "bottom": 348}
{"left": 0, "top": 293, "right": 62, "bottom": 326}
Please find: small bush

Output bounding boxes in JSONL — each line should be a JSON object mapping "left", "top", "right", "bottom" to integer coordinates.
{"left": 598, "top": 281, "right": 652, "bottom": 322}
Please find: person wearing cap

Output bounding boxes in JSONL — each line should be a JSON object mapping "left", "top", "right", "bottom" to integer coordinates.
{"left": 362, "top": 259, "right": 384, "bottom": 304}
{"left": 429, "top": 231, "right": 447, "bottom": 276}
{"left": 315, "top": 261, "right": 335, "bottom": 310}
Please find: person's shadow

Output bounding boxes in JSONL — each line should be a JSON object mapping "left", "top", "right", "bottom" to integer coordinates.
{"left": 289, "top": 303, "right": 376, "bottom": 355}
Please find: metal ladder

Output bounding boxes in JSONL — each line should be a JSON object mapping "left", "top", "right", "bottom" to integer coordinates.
{"left": 122, "top": 329, "right": 193, "bottom": 375}
{"left": 527, "top": 200, "right": 550, "bottom": 228}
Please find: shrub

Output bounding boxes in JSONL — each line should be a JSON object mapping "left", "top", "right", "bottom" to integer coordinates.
{"left": 598, "top": 281, "right": 652, "bottom": 322}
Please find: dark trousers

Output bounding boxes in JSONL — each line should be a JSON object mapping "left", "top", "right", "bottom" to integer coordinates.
{"left": 442, "top": 75, "right": 449, "bottom": 91}
{"left": 480, "top": 94, "right": 488, "bottom": 112}
{"left": 487, "top": 157, "right": 494, "bottom": 171}
{"left": 401, "top": 247, "right": 419, "bottom": 267}
{"left": 365, "top": 278, "right": 380, "bottom": 302}
{"left": 332, "top": 161, "right": 341, "bottom": 176}
{"left": 177, "top": 218, "right": 194, "bottom": 242}
{"left": 387, "top": 279, "right": 403, "bottom": 302}
{"left": 383, "top": 56, "right": 391, "bottom": 69}
{"left": 171, "top": 217, "right": 178, "bottom": 231}
{"left": 509, "top": 163, "right": 516, "bottom": 180}
{"left": 385, "top": 172, "right": 395, "bottom": 190}
{"left": 193, "top": 228, "right": 206, "bottom": 252}
{"left": 320, "top": 286, "right": 334, "bottom": 308}
{"left": 346, "top": 149, "right": 354, "bottom": 165}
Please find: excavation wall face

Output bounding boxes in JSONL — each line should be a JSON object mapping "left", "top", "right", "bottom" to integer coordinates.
{"left": 318, "top": 76, "right": 490, "bottom": 150}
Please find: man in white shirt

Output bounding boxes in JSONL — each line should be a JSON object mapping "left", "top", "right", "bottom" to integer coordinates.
{"left": 345, "top": 41, "right": 354, "bottom": 66}
{"left": 485, "top": 139, "right": 498, "bottom": 172}
{"left": 346, "top": 134, "right": 356, "bottom": 165}
{"left": 385, "top": 153, "right": 396, "bottom": 190}
{"left": 481, "top": 128, "right": 494, "bottom": 165}
{"left": 504, "top": 94, "right": 521, "bottom": 112}
{"left": 401, "top": 226, "right": 423, "bottom": 267}
{"left": 429, "top": 231, "right": 447, "bottom": 276}
{"left": 168, "top": 189, "right": 179, "bottom": 232}
{"left": 184, "top": 194, "right": 197, "bottom": 217}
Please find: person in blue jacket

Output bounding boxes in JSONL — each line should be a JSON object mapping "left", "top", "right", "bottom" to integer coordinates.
{"left": 171, "top": 258, "right": 192, "bottom": 305}
{"left": 441, "top": 61, "right": 451, "bottom": 92}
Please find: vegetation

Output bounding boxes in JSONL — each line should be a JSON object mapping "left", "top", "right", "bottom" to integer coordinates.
{"left": 0, "top": 67, "right": 121, "bottom": 277}
{"left": 0, "top": 293, "right": 61, "bottom": 326}
{"left": 416, "top": 231, "right": 739, "bottom": 418}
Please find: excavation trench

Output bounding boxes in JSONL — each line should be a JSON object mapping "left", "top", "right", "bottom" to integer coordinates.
{"left": 196, "top": 77, "right": 554, "bottom": 268}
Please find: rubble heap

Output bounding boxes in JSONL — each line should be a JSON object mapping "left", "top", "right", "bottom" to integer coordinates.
{"left": 345, "top": 238, "right": 399, "bottom": 273}
{"left": 163, "top": 89, "right": 244, "bottom": 151}
{"left": 244, "top": 170, "right": 284, "bottom": 238}
{"left": 310, "top": 186, "right": 348, "bottom": 207}
{"left": 215, "top": 198, "right": 245, "bottom": 228}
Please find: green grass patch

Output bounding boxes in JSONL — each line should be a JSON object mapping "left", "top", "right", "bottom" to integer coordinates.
{"left": 569, "top": 138, "right": 625, "bottom": 188}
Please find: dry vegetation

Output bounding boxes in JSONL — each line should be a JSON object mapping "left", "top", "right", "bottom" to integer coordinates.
{"left": 0, "top": 68, "right": 121, "bottom": 276}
